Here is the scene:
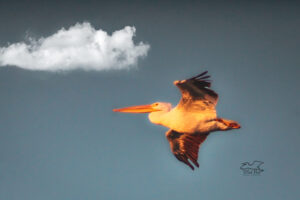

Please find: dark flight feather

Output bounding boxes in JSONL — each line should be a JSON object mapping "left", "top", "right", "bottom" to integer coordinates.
{"left": 166, "top": 130, "right": 209, "bottom": 170}
{"left": 174, "top": 71, "right": 219, "bottom": 111}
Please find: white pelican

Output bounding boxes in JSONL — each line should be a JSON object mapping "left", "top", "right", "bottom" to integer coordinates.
{"left": 113, "top": 71, "right": 241, "bottom": 170}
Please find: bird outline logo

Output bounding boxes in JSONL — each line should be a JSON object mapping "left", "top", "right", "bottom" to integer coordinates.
{"left": 240, "top": 161, "right": 264, "bottom": 175}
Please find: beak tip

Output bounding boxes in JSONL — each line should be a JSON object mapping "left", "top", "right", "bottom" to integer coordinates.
{"left": 112, "top": 104, "right": 156, "bottom": 113}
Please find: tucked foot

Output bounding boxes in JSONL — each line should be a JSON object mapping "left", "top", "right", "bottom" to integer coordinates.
{"left": 216, "top": 118, "right": 241, "bottom": 129}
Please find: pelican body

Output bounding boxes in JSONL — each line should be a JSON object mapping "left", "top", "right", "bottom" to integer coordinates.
{"left": 113, "top": 71, "right": 240, "bottom": 170}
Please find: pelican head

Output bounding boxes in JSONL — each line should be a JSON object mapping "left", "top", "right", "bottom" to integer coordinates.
{"left": 113, "top": 102, "right": 172, "bottom": 113}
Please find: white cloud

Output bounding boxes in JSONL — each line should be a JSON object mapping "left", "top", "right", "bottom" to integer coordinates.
{"left": 0, "top": 22, "right": 150, "bottom": 71}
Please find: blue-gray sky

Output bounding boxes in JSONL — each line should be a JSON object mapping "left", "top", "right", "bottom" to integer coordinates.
{"left": 0, "top": 0, "right": 300, "bottom": 199}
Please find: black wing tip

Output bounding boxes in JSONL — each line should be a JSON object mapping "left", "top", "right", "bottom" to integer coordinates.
{"left": 175, "top": 153, "right": 195, "bottom": 170}
{"left": 174, "top": 71, "right": 212, "bottom": 86}
{"left": 188, "top": 161, "right": 199, "bottom": 170}
{"left": 197, "top": 70, "right": 208, "bottom": 77}
{"left": 187, "top": 162, "right": 195, "bottom": 170}
{"left": 189, "top": 71, "right": 210, "bottom": 80}
{"left": 186, "top": 159, "right": 199, "bottom": 170}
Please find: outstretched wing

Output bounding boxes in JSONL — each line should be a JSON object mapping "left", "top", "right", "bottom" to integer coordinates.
{"left": 174, "top": 71, "right": 218, "bottom": 112}
{"left": 166, "top": 129, "right": 209, "bottom": 170}
{"left": 252, "top": 161, "right": 264, "bottom": 168}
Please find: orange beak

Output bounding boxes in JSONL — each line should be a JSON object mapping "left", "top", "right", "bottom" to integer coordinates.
{"left": 113, "top": 104, "right": 160, "bottom": 113}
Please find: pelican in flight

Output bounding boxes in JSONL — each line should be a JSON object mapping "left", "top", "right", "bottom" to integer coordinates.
{"left": 113, "top": 71, "right": 241, "bottom": 170}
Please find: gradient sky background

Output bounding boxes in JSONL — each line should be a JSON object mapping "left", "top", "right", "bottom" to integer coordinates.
{"left": 0, "top": 0, "right": 300, "bottom": 199}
